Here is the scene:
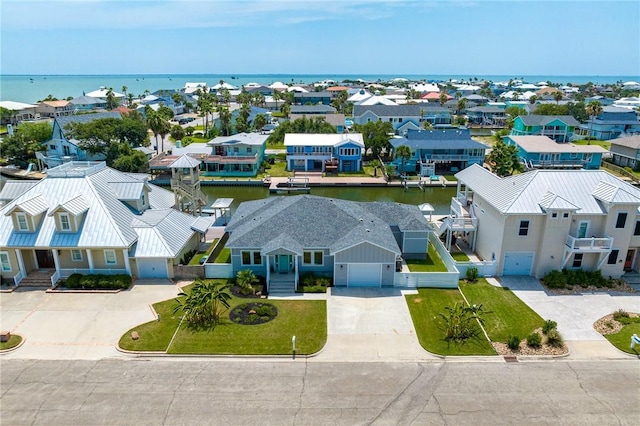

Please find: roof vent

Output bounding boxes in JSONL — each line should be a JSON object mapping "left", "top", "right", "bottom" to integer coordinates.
{"left": 359, "top": 218, "right": 363, "bottom": 222}
{"left": 366, "top": 229, "right": 370, "bottom": 232}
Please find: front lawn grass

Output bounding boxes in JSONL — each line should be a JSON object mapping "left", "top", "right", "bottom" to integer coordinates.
{"left": 605, "top": 322, "right": 640, "bottom": 355}
{"left": 405, "top": 244, "right": 447, "bottom": 272}
{"left": 0, "top": 334, "right": 23, "bottom": 351}
{"left": 214, "top": 248, "right": 231, "bottom": 264}
{"left": 119, "top": 286, "right": 327, "bottom": 355}
{"left": 187, "top": 239, "right": 219, "bottom": 265}
{"left": 459, "top": 279, "right": 545, "bottom": 342}
{"left": 264, "top": 160, "right": 291, "bottom": 177}
{"left": 406, "top": 288, "right": 495, "bottom": 356}
{"left": 451, "top": 251, "right": 470, "bottom": 262}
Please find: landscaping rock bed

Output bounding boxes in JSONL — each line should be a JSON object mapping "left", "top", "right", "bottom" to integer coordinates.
{"left": 542, "top": 280, "right": 635, "bottom": 295}
{"left": 229, "top": 302, "right": 278, "bottom": 325}
{"left": 491, "top": 327, "right": 569, "bottom": 357}
{"left": 594, "top": 312, "right": 639, "bottom": 336}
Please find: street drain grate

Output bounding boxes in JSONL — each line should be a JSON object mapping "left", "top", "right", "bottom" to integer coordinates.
{"left": 504, "top": 356, "right": 518, "bottom": 363}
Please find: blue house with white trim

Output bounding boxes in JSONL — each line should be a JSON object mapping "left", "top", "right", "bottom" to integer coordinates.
{"left": 390, "top": 128, "right": 487, "bottom": 175}
{"left": 577, "top": 106, "right": 640, "bottom": 140}
{"left": 505, "top": 135, "right": 606, "bottom": 170}
{"left": 284, "top": 133, "right": 364, "bottom": 172}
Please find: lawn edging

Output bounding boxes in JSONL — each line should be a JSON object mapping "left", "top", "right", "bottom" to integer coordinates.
{"left": 0, "top": 334, "right": 25, "bottom": 353}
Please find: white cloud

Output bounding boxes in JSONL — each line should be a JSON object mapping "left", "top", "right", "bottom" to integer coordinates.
{"left": 0, "top": 0, "right": 422, "bottom": 31}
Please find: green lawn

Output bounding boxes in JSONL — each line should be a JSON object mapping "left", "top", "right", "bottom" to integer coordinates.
{"left": 405, "top": 288, "right": 496, "bottom": 356}
{"left": 405, "top": 244, "right": 447, "bottom": 272}
{"left": 451, "top": 251, "right": 470, "bottom": 262}
{"left": 459, "top": 280, "right": 545, "bottom": 342}
{"left": 0, "top": 334, "right": 23, "bottom": 351}
{"left": 119, "top": 285, "right": 327, "bottom": 355}
{"left": 267, "top": 142, "right": 285, "bottom": 149}
{"left": 188, "top": 239, "right": 219, "bottom": 265}
{"left": 571, "top": 139, "right": 611, "bottom": 150}
{"left": 605, "top": 323, "right": 640, "bottom": 355}
{"left": 214, "top": 248, "right": 231, "bottom": 264}
{"left": 442, "top": 175, "right": 458, "bottom": 182}
{"left": 264, "top": 161, "right": 291, "bottom": 177}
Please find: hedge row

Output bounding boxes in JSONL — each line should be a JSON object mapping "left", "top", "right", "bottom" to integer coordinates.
{"left": 62, "top": 273, "right": 132, "bottom": 290}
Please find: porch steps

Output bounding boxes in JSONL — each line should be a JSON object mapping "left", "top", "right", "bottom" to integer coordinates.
{"left": 622, "top": 273, "right": 640, "bottom": 292}
{"left": 19, "top": 269, "right": 55, "bottom": 288}
{"left": 268, "top": 276, "right": 296, "bottom": 294}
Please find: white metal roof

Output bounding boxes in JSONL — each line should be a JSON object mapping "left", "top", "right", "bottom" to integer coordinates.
{"left": 508, "top": 136, "right": 607, "bottom": 154}
{"left": 284, "top": 133, "right": 364, "bottom": 147}
{"left": 5, "top": 194, "right": 49, "bottom": 216}
{"left": 169, "top": 154, "right": 202, "bottom": 168}
{"left": 456, "top": 164, "right": 640, "bottom": 215}
{"left": 210, "top": 198, "right": 234, "bottom": 209}
{"left": 0, "top": 181, "right": 38, "bottom": 202}
{"left": 0, "top": 101, "right": 37, "bottom": 110}
{"left": 48, "top": 195, "right": 90, "bottom": 217}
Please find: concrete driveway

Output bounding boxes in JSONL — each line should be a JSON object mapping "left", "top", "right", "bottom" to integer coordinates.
{"left": 0, "top": 280, "right": 180, "bottom": 360}
{"left": 315, "top": 287, "right": 437, "bottom": 362}
{"left": 499, "top": 276, "right": 639, "bottom": 359}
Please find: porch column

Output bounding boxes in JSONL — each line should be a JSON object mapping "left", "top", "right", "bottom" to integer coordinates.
{"left": 265, "top": 255, "right": 270, "bottom": 289}
{"left": 86, "top": 249, "right": 95, "bottom": 273}
{"left": 52, "top": 249, "right": 61, "bottom": 272}
{"left": 15, "top": 249, "right": 26, "bottom": 279}
{"left": 123, "top": 249, "right": 131, "bottom": 275}
{"left": 294, "top": 255, "right": 299, "bottom": 289}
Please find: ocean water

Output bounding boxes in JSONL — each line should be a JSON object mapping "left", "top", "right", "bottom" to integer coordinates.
{"left": 1, "top": 74, "right": 638, "bottom": 104}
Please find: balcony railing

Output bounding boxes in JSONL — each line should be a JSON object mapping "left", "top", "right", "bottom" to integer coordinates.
{"left": 202, "top": 153, "right": 258, "bottom": 164}
{"left": 565, "top": 235, "right": 614, "bottom": 252}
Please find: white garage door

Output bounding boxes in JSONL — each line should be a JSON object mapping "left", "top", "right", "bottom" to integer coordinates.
{"left": 137, "top": 258, "right": 169, "bottom": 278}
{"left": 503, "top": 252, "right": 534, "bottom": 276}
{"left": 348, "top": 264, "right": 382, "bottom": 287}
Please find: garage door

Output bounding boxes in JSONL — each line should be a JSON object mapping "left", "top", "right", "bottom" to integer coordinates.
{"left": 347, "top": 264, "right": 382, "bottom": 287}
{"left": 502, "top": 252, "right": 534, "bottom": 276}
{"left": 137, "top": 258, "right": 169, "bottom": 278}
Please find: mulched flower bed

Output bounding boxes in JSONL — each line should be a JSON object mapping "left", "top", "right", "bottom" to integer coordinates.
{"left": 229, "top": 302, "right": 278, "bottom": 325}
{"left": 541, "top": 280, "right": 635, "bottom": 295}
{"left": 229, "top": 285, "right": 265, "bottom": 299}
{"left": 594, "top": 312, "right": 639, "bottom": 336}
{"left": 491, "top": 327, "right": 569, "bottom": 357}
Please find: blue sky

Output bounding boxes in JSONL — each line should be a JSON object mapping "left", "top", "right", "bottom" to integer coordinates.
{"left": 1, "top": 0, "right": 638, "bottom": 76}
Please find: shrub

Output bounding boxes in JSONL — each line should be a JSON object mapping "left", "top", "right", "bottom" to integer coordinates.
{"left": 507, "top": 335, "right": 520, "bottom": 351}
{"left": 526, "top": 332, "right": 542, "bottom": 348}
{"left": 613, "top": 309, "right": 629, "bottom": 321}
{"left": 440, "top": 303, "right": 486, "bottom": 342}
{"left": 65, "top": 273, "right": 82, "bottom": 287}
{"left": 542, "top": 270, "right": 566, "bottom": 289}
{"left": 542, "top": 320, "right": 557, "bottom": 335}
{"left": 465, "top": 267, "right": 479, "bottom": 283}
{"left": 546, "top": 329, "right": 564, "bottom": 348}
{"left": 63, "top": 273, "right": 131, "bottom": 290}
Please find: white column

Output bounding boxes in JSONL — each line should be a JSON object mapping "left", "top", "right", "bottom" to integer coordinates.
{"left": 123, "top": 249, "right": 131, "bottom": 275}
{"left": 294, "top": 255, "right": 299, "bottom": 289}
{"left": 86, "top": 249, "right": 94, "bottom": 272}
{"left": 52, "top": 249, "right": 61, "bottom": 272}
{"left": 265, "top": 255, "right": 270, "bottom": 291}
{"left": 15, "top": 249, "right": 26, "bottom": 279}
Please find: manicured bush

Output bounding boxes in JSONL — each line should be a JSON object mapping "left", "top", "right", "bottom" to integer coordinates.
{"left": 507, "top": 335, "right": 520, "bottom": 350}
{"left": 62, "top": 273, "right": 131, "bottom": 290}
{"left": 465, "top": 267, "right": 479, "bottom": 283}
{"left": 613, "top": 309, "right": 629, "bottom": 321}
{"left": 65, "top": 273, "right": 82, "bottom": 287}
{"left": 526, "top": 332, "right": 542, "bottom": 348}
{"left": 542, "top": 270, "right": 566, "bottom": 289}
{"left": 546, "top": 329, "right": 564, "bottom": 348}
{"left": 542, "top": 319, "right": 557, "bottom": 335}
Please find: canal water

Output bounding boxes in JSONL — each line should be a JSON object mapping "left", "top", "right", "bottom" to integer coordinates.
{"left": 201, "top": 185, "right": 457, "bottom": 215}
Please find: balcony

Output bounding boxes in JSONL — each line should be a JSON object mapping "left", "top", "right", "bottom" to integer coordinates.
{"left": 202, "top": 153, "right": 258, "bottom": 164}
{"left": 565, "top": 235, "right": 613, "bottom": 252}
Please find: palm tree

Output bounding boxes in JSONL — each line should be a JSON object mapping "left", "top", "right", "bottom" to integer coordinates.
{"left": 553, "top": 91, "right": 563, "bottom": 104}
{"left": 121, "top": 85, "right": 128, "bottom": 100}
{"left": 174, "top": 280, "right": 232, "bottom": 327}
{"left": 273, "top": 90, "right": 281, "bottom": 111}
{"left": 254, "top": 113, "right": 268, "bottom": 132}
{"left": 585, "top": 100, "right": 603, "bottom": 143}
{"left": 369, "top": 159, "right": 381, "bottom": 177}
{"left": 439, "top": 91, "right": 448, "bottom": 106}
{"left": 105, "top": 88, "right": 118, "bottom": 110}
{"left": 528, "top": 95, "right": 538, "bottom": 105}
{"left": 457, "top": 98, "right": 467, "bottom": 115}
{"left": 394, "top": 145, "right": 412, "bottom": 175}
{"left": 127, "top": 93, "right": 134, "bottom": 108}
{"left": 488, "top": 139, "right": 523, "bottom": 177}
{"left": 147, "top": 112, "right": 169, "bottom": 153}
{"left": 236, "top": 270, "right": 259, "bottom": 296}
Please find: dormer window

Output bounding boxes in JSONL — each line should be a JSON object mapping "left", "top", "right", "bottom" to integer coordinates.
{"left": 60, "top": 213, "right": 71, "bottom": 231}
{"left": 16, "top": 213, "right": 29, "bottom": 231}
{"left": 141, "top": 194, "right": 146, "bottom": 207}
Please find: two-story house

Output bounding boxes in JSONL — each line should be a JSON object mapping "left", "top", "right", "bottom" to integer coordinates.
{"left": 577, "top": 106, "right": 640, "bottom": 140}
{"left": 293, "top": 91, "right": 332, "bottom": 105}
{"left": 505, "top": 135, "right": 606, "bottom": 170}
{"left": 511, "top": 115, "right": 580, "bottom": 142}
{"left": 36, "top": 100, "right": 73, "bottom": 118}
{"left": 284, "top": 133, "right": 364, "bottom": 172}
{"left": 454, "top": 164, "right": 640, "bottom": 278}
{"left": 466, "top": 106, "right": 507, "bottom": 127}
{"left": 69, "top": 96, "right": 107, "bottom": 112}
{"left": 609, "top": 135, "right": 640, "bottom": 169}
{"left": 224, "top": 195, "right": 430, "bottom": 292}
{"left": 390, "top": 129, "right": 487, "bottom": 175}
{"left": 0, "top": 161, "right": 203, "bottom": 284}
{"left": 203, "top": 133, "right": 268, "bottom": 176}
{"left": 37, "top": 112, "right": 122, "bottom": 169}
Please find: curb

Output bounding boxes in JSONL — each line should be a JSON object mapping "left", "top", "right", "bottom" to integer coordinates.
{"left": 0, "top": 334, "right": 26, "bottom": 354}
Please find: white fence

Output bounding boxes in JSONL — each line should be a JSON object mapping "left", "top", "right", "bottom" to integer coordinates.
{"left": 455, "top": 261, "right": 497, "bottom": 278}
{"left": 393, "top": 233, "right": 460, "bottom": 289}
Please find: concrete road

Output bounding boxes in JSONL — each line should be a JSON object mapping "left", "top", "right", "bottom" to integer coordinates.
{"left": 1, "top": 359, "right": 638, "bottom": 425}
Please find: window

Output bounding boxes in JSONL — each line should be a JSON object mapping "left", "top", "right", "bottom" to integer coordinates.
{"left": 141, "top": 194, "right": 146, "bottom": 206}
{"left": 50, "top": 144, "right": 57, "bottom": 151}
{"left": 241, "top": 251, "right": 262, "bottom": 265}
{"left": 16, "top": 213, "right": 28, "bottom": 231}
{"left": 0, "top": 252, "right": 11, "bottom": 272}
{"left": 551, "top": 212, "right": 558, "bottom": 219}
{"left": 233, "top": 147, "right": 239, "bottom": 154}
{"left": 247, "top": 147, "right": 252, "bottom": 154}
{"left": 104, "top": 250, "right": 117, "bottom": 265}
{"left": 615, "top": 212, "right": 627, "bottom": 229}
{"left": 60, "top": 213, "right": 71, "bottom": 231}
{"left": 303, "top": 250, "right": 323, "bottom": 265}
{"left": 71, "top": 249, "right": 83, "bottom": 262}
{"left": 518, "top": 220, "right": 530, "bottom": 236}
{"left": 635, "top": 221, "right": 640, "bottom": 236}
{"left": 563, "top": 213, "right": 569, "bottom": 219}
{"left": 572, "top": 253, "right": 583, "bottom": 268}
{"left": 607, "top": 250, "right": 619, "bottom": 265}
{"left": 339, "top": 148, "right": 359, "bottom": 156}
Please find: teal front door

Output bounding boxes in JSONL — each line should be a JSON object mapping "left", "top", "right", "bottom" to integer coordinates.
{"left": 278, "top": 255, "right": 290, "bottom": 273}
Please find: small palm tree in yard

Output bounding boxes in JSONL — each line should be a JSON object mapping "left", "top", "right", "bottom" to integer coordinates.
{"left": 394, "top": 145, "right": 412, "bottom": 175}
{"left": 236, "top": 270, "right": 259, "bottom": 296}
{"left": 440, "top": 303, "right": 487, "bottom": 343}
{"left": 369, "top": 159, "right": 381, "bottom": 177}
{"left": 174, "top": 280, "right": 232, "bottom": 328}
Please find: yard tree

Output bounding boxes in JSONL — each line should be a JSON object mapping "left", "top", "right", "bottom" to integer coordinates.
{"left": 457, "top": 98, "right": 467, "bottom": 115}
{"left": 369, "top": 159, "right": 382, "bottom": 177}
{"left": 394, "top": 145, "right": 413, "bottom": 175}
{"left": 439, "top": 91, "right": 448, "bottom": 106}
{"left": 65, "top": 117, "right": 121, "bottom": 155}
{"left": 236, "top": 270, "right": 259, "bottom": 296}
{"left": 553, "top": 91, "right": 563, "bottom": 104}
{"left": 105, "top": 88, "right": 119, "bottom": 110}
{"left": 170, "top": 124, "right": 185, "bottom": 141}
{"left": 1, "top": 121, "right": 52, "bottom": 166}
{"left": 0, "top": 106, "right": 16, "bottom": 125}
{"left": 107, "top": 142, "right": 149, "bottom": 173}
{"left": 174, "top": 280, "right": 232, "bottom": 328}
{"left": 118, "top": 111, "right": 149, "bottom": 147}
{"left": 353, "top": 120, "right": 393, "bottom": 159}
{"left": 147, "top": 111, "right": 170, "bottom": 153}
{"left": 217, "top": 105, "right": 232, "bottom": 136}
{"left": 586, "top": 100, "right": 603, "bottom": 142}
{"left": 253, "top": 113, "right": 268, "bottom": 132}
{"left": 488, "top": 138, "right": 523, "bottom": 177}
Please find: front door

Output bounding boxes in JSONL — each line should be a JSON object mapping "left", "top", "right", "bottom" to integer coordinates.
{"left": 577, "top": 221, "right": 590, "bottom": 238}
{"left": 278, "top": 255, "right": 290, "bottom": 273}
{"left": 625, "top": 250, "right": 635, "bottom": 271}
{"left": 35, "top": 250, "right": 55, "bottom": 268}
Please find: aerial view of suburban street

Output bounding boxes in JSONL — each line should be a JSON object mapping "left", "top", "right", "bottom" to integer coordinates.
{"left": 1, "top": 1, "right": 639, "bottom": 425}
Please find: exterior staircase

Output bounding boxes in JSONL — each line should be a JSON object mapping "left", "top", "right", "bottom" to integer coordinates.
{"left": 19, "top": 269, "right": 55, "bottom": 288}
{"left": 268, "top": 273, "right": 296, "bottom": 294}
{"left": 622, "top": 272, "right": 640, "bottom": 292}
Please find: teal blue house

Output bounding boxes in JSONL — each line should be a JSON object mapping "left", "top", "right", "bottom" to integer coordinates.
{"left": 505, "top": 135, "right": 606, "bottom": 170}
{"left": 511, "top": 115, "right": 580, "bottom": 142}
{"left": 202, "top": 133, "right": 268, "bottom": 176}
{"left": 284, "top": 133, "right": 364, "bottom": 172}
